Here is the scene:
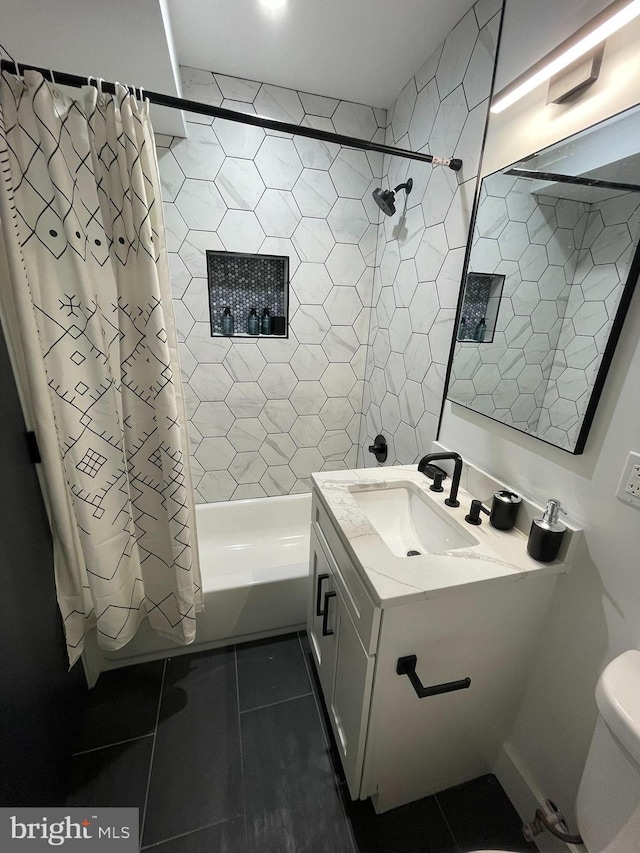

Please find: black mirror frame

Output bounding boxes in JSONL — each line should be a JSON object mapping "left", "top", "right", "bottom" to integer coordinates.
{"left": 441, "top": 105, "right": 640, "bottom": 456}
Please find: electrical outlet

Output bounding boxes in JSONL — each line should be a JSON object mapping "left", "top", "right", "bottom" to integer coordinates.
{"left": 616, "top": 452, "right": 640, "bottom": 509}
{"left": 628, "top": 464, "right": 640, "bottom": 498}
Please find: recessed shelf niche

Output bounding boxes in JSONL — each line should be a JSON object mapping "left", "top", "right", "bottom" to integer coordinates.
{"left": 206, "top": 250, "right": 289, "bottom": 338}
{"left": 456, "top": 271, "right": 504, "bottom": 343}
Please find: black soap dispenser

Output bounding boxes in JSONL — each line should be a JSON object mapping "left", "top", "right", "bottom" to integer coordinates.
{"left": 527, "top": 499, "right": 567, "bottom": 562}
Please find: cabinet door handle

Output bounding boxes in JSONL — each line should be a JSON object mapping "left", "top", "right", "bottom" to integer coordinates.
{"left": 396, "top": 655, "right": 470, "bottom": 698}
{"left": 322, "top": 591, "right": 336, "bottom": 636}
{"left": 316, "top": 573, "right": 330, "bottom": 616}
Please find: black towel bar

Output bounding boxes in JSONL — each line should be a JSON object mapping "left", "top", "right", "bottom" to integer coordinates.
{"left": 396, "top": 655, "right": 471, "bottom": 698}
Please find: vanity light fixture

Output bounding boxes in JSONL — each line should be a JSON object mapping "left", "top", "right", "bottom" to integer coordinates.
{"left": 259, "top": 0, "right": 287, "bottom": 9}
{"left": 490, "top": 0, "right": 640, "bottom": 113}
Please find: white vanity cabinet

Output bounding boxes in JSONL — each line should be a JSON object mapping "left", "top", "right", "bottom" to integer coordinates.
{"left": 307, "top": 498, "right": 380, "bottom": 799}
{"left": 307, "top": 487, "right": 561, "bottom": 813}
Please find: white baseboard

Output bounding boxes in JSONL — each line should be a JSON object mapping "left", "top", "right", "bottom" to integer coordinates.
{"left": 492, "top": 744, "right": 586, "bottom": 853}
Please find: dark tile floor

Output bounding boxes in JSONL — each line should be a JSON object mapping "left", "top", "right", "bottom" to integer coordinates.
{"left": 66, "top": 633, "right": 537, "bottom": 852}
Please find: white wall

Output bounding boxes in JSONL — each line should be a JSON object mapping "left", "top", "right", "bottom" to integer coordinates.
{"left": 484, "top": 1, "right": 640, "bottom": 176}
{"left": 1, "top": 0, "right": 186, "bottom": 136}
{"left": 440, "top": 0, "right": 640, "bottom": 830}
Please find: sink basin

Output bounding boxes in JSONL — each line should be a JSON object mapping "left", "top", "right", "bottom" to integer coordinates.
{"left": 349, "top": 482, "right": 478, "bottom": 557}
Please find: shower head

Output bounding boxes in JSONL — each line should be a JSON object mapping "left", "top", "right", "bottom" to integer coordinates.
{"left": 372, "top": 178, "right": 413, "bottom": 216}
{"left": 372, "top": 187, "right": 397, "bottom": 216}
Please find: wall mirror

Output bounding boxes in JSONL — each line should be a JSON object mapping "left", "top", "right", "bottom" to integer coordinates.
{"left": 447, "top": 103, "right": 640, "bottom": 453}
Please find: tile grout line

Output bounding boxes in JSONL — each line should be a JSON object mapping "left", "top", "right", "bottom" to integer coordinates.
{"left": 234, "top": 644, "right": 250, "bottom": 853}
{"left": 140, "top": 817, "right": 240, "bottom": 850}
{"left": 233, "top": 645, "right": 245, "bottom": 775}
{"left": 434, "top": 793, "right": 462, "bottom": 853}
{"left": 296, "top": 632, "right": 358, "bottom": 853}
{"left": 140, "top": 657, "right": 166, "bottom": 845}
{"left": 72, "top": 733, "right": 154, "bottom": 757}
{"left": 239, "top": 690, "right": 314, "bottom": 715}
{"left": 140, "top": 815, "right": 238, "bottom": 850}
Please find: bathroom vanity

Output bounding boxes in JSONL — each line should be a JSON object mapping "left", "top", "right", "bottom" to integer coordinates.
{"left": 307, "top": 462, "right": 580, "bottom": 813}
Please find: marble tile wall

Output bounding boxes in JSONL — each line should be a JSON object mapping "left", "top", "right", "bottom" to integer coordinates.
{"left": 158, "top": 69, "right": 387, "bottom": 502}
{"left": 358, "top": 0, "right": 503, "bottom": 468}
{"left": 448, "top": 174, "right": 640, "bottom": 450}
{"left": 161, "top": 1, "right": 502, "bottom": 497}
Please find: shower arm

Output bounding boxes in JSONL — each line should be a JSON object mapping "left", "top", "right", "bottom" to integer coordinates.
{"left": 393, "top": 181, "right": 412, "bottom": 193}
{"left": 0, "top": 59, "right": 462, "bottom": 171}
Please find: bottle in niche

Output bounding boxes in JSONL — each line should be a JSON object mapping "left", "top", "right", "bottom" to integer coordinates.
{"left": 261, "top": 307, "right": 271, "bottom": 335}
{"left": 271, "top": 315, "right": 286, "bottom": 336}
{"left": 474, "top": 316, "right": 486, "bottom": 342}
{"left": 458, "top": 317, "right": 467, "bottom": 340}
{"left": 247, "top": 307, "right": 260, "bottom": 336}
{"left": 221, "top": 306, "right": 234, "bottom": 336}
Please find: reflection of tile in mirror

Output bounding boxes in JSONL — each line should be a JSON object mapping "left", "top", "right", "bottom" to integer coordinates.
{"left": 450, "top": 140, "right": 640, "bottom": 453}
{"left": 457, "top": 272, "right": 504, "bottom": 342}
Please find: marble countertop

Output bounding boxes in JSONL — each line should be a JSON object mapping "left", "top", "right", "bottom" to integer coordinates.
{"left": 311, "top": 465, "right": 575, "bottom": 608}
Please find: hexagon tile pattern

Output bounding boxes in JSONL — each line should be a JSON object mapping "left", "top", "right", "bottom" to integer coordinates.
{"left": 160, "top": 67, "right": 387, "bottom": 502}
{"left": 359, "top": 0, "right": 503, "bottom": 469}
{"left": 449, "top": 173, "right": 640, "bottom": 451}
{"left": 162, "top": 0, "right": 505, "bottom": 499}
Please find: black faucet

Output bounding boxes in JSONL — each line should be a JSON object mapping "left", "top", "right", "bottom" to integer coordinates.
{"left": 418, "top": 452, "right": 463, "bottom": 507}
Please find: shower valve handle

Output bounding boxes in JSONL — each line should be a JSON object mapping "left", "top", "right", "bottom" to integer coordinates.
{"left": 368, "top": 434, "right": 388, "bottom": 463}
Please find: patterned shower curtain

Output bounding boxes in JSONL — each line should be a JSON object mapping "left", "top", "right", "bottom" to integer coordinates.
{"left": 0, "top": 70, "right": 202, "bottom": 665}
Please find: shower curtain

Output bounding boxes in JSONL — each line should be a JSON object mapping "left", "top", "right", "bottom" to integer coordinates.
{"left": 0, "top": 70, "right": 202, "bottom": 665}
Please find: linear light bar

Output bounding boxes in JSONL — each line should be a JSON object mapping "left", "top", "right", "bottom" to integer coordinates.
{"left": 490, "top": 0, "right": 640, "bottom": 113}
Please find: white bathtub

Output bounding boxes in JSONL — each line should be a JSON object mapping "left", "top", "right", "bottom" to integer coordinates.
{"left": 86, "top": 493, "right": 311, "bottom": 677}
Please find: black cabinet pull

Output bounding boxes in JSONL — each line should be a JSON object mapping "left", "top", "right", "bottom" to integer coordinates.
{"left": 322, "top": 591, "right": 336, "bottom": 636}
{"left": 396, "top": 655, "right": 470, "bottom": 698}
{"left": 316, "top": 573, "right": 330, "bottom": 616}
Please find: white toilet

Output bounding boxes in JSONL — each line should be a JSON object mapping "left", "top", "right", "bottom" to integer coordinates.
{"left": 473, "top": 649, "right": 640, "bottom": 853}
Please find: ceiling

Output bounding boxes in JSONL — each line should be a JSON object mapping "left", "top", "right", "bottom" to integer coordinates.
{"left": 167, "top": 0, "right": 478, "bottom": 108}
{"left": 2, "top": 0, "right": 478, "bottom": 134}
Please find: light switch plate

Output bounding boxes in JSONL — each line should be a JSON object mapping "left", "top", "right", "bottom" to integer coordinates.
{"left": 616, "top": 451, "right": 640, "bottom": 509}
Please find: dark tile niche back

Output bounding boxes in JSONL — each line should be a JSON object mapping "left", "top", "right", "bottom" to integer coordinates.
{"left": 207, "top": 250, "right": 288, "bottom": 338}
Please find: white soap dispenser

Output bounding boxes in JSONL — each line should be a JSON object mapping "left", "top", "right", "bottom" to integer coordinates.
{"left": 527, "top": 498, "right": 567, "bottom": 562}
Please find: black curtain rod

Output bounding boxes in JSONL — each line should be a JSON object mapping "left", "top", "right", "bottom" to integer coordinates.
{"left": 0, "top": 59, "right": 462, "bottom": 171}
{"left": 506, "top": 167, "right": 640, "bottom": 193}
